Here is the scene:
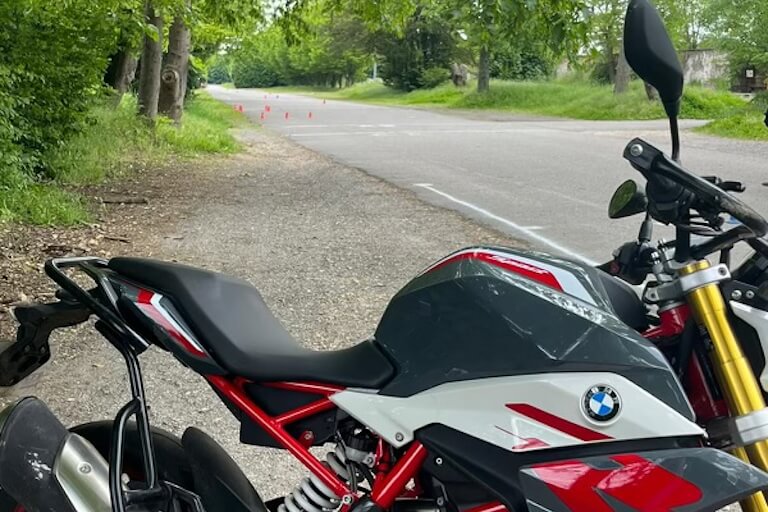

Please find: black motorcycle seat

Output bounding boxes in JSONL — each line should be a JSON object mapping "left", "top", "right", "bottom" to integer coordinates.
{"left": 109, "top": 258, "right": 395, "bottom": 388}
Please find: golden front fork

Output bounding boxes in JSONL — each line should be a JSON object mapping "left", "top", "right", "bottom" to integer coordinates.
{"left": 681, "top": 260, "right": 768, "bottom": 512}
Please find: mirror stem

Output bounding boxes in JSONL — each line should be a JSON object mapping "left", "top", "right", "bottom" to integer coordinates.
{"left": 670, "top": 116, "right": 680, "bottom": 162}
{"left": 675, "top": 223, "right": 690, "bottom": 263}
{"left": 638, "top": 213, "right": 653, "bottom": 244}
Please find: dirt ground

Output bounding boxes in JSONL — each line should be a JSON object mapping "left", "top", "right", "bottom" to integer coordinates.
{"left": 0, "top": 159, "right": 213, "bottom": 340}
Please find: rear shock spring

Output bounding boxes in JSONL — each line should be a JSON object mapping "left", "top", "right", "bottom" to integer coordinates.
{"left": 279, "top": 445, "right": 351, "bottom": 512}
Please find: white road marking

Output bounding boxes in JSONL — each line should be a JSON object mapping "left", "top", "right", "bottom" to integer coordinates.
{"left": 415, "top": 184, "right": 598, "bottom": 266}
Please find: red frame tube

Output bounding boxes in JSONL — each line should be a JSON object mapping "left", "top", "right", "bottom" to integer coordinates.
{"left": 371, "top": 442, "right": 428, "bottom": 508}
{"left": 207, "top": 375, "right": 351, "bottom": 499}
{"left": 264, "top": 381, "right": 344, "bottom": 395}
{"left": 275, "top": 398, "right": 337, "bottom": 425}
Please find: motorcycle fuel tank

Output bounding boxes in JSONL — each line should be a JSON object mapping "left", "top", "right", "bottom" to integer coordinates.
{"left": 373, "top": 247, "right": 693, "bottom": 420}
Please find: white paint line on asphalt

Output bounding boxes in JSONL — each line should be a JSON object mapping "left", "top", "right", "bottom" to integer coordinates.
{"left": 415, "top": 184, "right": 598, "bottom": 266}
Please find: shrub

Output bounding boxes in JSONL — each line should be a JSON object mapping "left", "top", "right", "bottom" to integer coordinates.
{"left": 208, "top": 56, "right": 232, "bottom": 84}
{"left": 232, "top": 59, "right": 283, "bottom": 88}
{"left": 420, "top": 67, "right": 450, "bottom": 89}
{"left": 374, "top": 11, "right": 457, "bottom": 92}
{"left": 752, "top": 91, "right": 768, "bottom": 111}
{"left": 491, "top": 45, "right": 553, "bottom": 81}
{"left": 0, "top": 0, "right": 118, "bottom": 178}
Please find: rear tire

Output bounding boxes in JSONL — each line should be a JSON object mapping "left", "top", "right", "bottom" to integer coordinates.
{"left": 0, "top": 420, "right": 194, "bottom": 511}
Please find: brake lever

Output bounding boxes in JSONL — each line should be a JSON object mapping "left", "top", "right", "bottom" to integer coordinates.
{"left": 702, "top": 176, "right": 746, "bottom": 193}
{"left": 720, "top": 180, "right": 746, "bottom": 193}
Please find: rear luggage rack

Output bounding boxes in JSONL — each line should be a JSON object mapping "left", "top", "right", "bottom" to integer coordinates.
{"left": 12, "top": 256, "right": 207, "bottom": 511}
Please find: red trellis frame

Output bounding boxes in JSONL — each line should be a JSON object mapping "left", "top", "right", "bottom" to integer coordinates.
{"left": 206, "top": 376, "right": 429, "bottom": 509}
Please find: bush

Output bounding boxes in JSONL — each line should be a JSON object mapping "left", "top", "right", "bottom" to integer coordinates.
{"left": 208, "top": 56, "right": 232, "bottom": 84}
{"left": 420, "top": 67, "right": 450, "bottom": 89}
{"left": 752, "top": 91, "right": 768, "bottom": 111}
{"left": 0, "top": 1, "right": 118, "bottom": 178}
{"left": 232, "top": 59, "right": 283, "bottom": 88}
{"left": 491, "top": 46, "right": 553, "bottom": 81}
{"left": 374, "top": 11, "right": 457, "bottom": 92}
{"left": 0, "top": 66, "right": 22, "bottom": 183}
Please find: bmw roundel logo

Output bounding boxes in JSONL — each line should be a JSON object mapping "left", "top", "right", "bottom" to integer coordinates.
{"left": 583, "top": 385, "right": 621, "bottom": 422}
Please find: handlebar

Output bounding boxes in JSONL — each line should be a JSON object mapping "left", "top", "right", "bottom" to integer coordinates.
{"left": 623, "top": 138, "right": 768, "bottom": 240}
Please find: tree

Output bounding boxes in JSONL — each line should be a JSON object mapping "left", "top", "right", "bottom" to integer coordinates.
{"left": 440, "top": 0, "right": 585, "bottom": 93}
{"left": 706, "top": 0, "right": 768, "bottom": 77}
{"left": 230, "top": 2, "right": 374, "bottom": 90}
{"left": 371, "top": 8, "right": 458, "bottom": 91}
{"left": 585, "top": 0, "right": 625, "bottom": 87}
{"left": 614, "top": 40, "right": 631, "bottom": 94}
{"left": 138, "top": 2, "right": 164, "bottom": 121}
{"left": 158, "top": 13, "right": 192, "bottom": 122}
{"left": 585, "top": 0, "right": 703, "bottom": 96}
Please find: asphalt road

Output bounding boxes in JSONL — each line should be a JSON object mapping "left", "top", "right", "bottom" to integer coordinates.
{"left": 210, "top": 85, "right": 768, "bottom": 266}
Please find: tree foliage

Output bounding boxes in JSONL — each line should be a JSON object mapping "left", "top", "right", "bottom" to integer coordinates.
{"left": 706, "top": 0, "right": 768, "bottom": 76}
{"left": 0, "top": 0, "right": 128, "bottom": 178}
{"left": 371, "top": 8, "right": 458, "bottom": 91}
{"left": 231, "top": 4, "right": 373, "bottom": 89}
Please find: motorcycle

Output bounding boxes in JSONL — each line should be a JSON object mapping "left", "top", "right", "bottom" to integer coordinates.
{"left": 3, "top": 0, "right": 768, "bottom": 510}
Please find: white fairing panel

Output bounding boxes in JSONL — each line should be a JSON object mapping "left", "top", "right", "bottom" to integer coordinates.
{"left": 331, "top": 373, "right": 703, "bottom": 452}
{"left": 731, "top": 301, "right": 768, "bottom": 392}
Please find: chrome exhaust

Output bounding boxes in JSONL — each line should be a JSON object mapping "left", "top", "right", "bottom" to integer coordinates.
{"left": 0, "top": 397, "right": 112, "bottom": 511}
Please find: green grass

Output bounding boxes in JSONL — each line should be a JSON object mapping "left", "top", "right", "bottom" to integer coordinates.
{"left": 696, "top": 111, "right": 768, "bottom": 140}
{"left": 268, "top": 79, "right": 747, "bottom": 121}
{"left": 1, "top": 91, "right": 246, "bottom": 225}
{"left": 0, "top": 184, "right": 88, "bottom": 225}
{"left": 156, "top": 93, "right": 245, "bottom": 154}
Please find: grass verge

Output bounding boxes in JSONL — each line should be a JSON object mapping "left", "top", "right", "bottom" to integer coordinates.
{"left": 0, "top": 92, "right": 245, "bottom": 225}
{"left": 265, "top": 79, "right": 746, "bottom": 121}
{"left": 697, "top": 112, "right": 768, "bottom": 140}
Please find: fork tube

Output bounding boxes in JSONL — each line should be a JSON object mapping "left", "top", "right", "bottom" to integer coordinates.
{"left": 681, "top": 260, "right": 768, "bottom": 512}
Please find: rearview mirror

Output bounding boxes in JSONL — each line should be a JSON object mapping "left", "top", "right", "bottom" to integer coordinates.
{"left": 609, "top": 180, "right": 648, "bottom": 219}
{"left": 624, "top": 0, "right": 683, "bottom": 118}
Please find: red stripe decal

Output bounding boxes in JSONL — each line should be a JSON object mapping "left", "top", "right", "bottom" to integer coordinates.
{"left": 495, "top": 425, "right": 550, "bottom": 451}
{"left": 531, "top": 455, "right": 703, "bottom": 511}
{"left": 428, "top": 251, "right": 563, "bottom": 291}
{"left": 135, "top": 291, "right": 207, "bottom": 358}
{"left": 506, "top": 403, "right": 612, "bottom": 442}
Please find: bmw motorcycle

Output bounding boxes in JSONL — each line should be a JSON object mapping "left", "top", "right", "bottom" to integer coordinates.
{"left": 5, "top": 1, "right": 768, "bottom": 511}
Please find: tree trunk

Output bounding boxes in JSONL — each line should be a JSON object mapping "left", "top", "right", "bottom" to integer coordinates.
{"left": 138, "top": 2, "right": 163, "bottom": 122}
{"left": 158, "top": 15, "right": 191, "bottom": 123}
{"left": 613, "top": 43, "right": 631, "bottom": 95}
{"left": 104, "top": 47, "right": 138, "bottom": 105}
{"left": 644, "top": 81, "right": 659, "bottom": 101}
{"left": 113, "top": 51, "right": 138, "bottom": 105}
{"left": 477, "top": 46, "right": 491, "bottom": 93}
{"left": 604, "top": 46, "right": 616, "bottom": 85}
